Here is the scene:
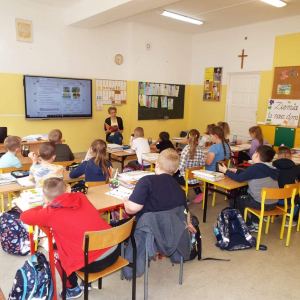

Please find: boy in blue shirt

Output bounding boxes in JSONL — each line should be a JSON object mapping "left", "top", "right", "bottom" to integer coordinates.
{"left": 0, "top": 136, "right": 22, "bottom": 168}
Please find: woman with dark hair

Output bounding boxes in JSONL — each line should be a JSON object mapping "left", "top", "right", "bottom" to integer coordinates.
{"left": 104, "top": 107, "right": 124, "bottom": 145}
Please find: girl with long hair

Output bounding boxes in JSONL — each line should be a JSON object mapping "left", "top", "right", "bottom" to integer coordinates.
{"left": 217, "top": 122, "right": 230, "bottom": 139}
{"left": 199, "top": 123, "right": 216, "bottom": 147}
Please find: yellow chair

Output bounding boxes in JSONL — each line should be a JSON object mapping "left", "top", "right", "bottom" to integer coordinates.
{"left": 0, "top": 164, "right": 31, "bottom": 212}
{"left": 53, "top": 160, "right": 77, "bottom": 167}
{"left": 244, "top": 185, "right": 297, "bottom": 250}
{"left": 180, "top": 167, "right": 205, "bottom": 200}
{"left": 211, "top": 159, "right": 231, "bottom": 207}
{"left": 62, "top": 217, "right": 137, "bottom": 300}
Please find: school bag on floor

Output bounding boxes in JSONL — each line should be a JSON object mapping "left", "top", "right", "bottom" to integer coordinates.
{"left": 8, "top": 252, "right": 54, "bottom": 300}
{"left": 0, "top": 207, "right": 30, "bottom": 255}
{"left": 188, "top": 213, "right": 202, "bottom": 261}
{"left": 214, "top": 207, "right": 266, "bottom": 251}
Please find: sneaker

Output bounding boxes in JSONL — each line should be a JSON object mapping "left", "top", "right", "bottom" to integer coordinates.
{"left": 192, "top": 193, "right": 203, "bottom": 204}
{"left": 285, "top": 219, "right": 297, "bottom": 228}
{"left": 80, "top": 281, "right": 92, "bottom": 290}
{"left": 247, "top": 225, "right": 255, "bottom": 232}
{"left": 59, "top": 286, "right": 83, "bottom": 299}
{"left": 263, "top": 217, "right": 268, "bottom": 222}
{"left": 208, "top": 190, "right": 213, "bottom": 195}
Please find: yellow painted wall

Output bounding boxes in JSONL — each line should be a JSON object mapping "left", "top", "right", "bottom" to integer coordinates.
{"left": 0, "top": 74, "right": 190, "bottom": 152}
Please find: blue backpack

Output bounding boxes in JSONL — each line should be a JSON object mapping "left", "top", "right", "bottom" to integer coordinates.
{"left": 0, "top": 207, "right": 30, "bottom": 255}
{"left": 8, "top": 252, "right": 54, "bottom": 300}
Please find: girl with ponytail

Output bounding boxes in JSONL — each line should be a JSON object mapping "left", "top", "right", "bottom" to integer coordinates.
{"left": 174, "top": 129, "right": 205, "bottom": 204}
{"left": 70, "top": 139, "right": 112, "bottom": 182}
{"left": 205, "top": 126, "right": 230, "bottom": 171}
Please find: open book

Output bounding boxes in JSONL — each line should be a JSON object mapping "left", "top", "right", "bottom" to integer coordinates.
{"left": 105, "top": 122, "right": 118, "bottom": 133}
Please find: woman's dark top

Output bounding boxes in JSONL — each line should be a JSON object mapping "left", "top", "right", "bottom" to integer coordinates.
{"left": 104, "top": 117, "right": 124, "bottom": 142}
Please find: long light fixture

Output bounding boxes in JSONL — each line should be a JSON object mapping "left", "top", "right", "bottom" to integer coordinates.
{"left": 161, "top": 10, "right": 203, "bottom": 25}
{"left": 260, "top": 0, "right": 286, "bottom": 7}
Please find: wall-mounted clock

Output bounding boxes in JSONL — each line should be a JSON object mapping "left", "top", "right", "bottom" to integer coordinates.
{"left": 115, "top": 54, "right": 124, "bottom": 65}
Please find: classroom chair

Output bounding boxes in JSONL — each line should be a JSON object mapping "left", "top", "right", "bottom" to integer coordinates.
{"left": 53, "top": 160, "right": 76, "bottom": 167}
{"left": 62, "top": 217, "right": 137, "bottom": 300}
{"left": 210, "top": 159, "right": 231, "bottom": 208}
{"left": 244, "top": 185, "right": 297, "bottom": 250}
{"left": 0, "top": 164, "right": 31, "bottom": 212}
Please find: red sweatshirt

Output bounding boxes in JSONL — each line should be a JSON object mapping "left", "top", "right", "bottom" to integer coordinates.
{"left": 21, "top": 192, "right": 112, "bottom": 276}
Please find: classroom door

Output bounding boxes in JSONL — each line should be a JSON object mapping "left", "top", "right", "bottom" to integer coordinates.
{"left": 226, "top": 72, "right": 260, "bottom": 142}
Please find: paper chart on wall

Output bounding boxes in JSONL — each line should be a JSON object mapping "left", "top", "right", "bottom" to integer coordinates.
{"left": 96, "top": 90, "right": 102, "bottom": 100}
{"left": 96, "top": 100, "right": 103, "bottom": 111}
{"left": 96, "top": 79, "right": 127, "bottom": 104}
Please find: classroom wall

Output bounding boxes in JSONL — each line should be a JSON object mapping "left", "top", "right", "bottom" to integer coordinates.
{"left": 0, "top": 0, "right": 193, "bottom": 152}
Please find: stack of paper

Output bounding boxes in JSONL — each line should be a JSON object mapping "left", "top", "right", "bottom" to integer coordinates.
{"left": 292, "top": 148, "right": 300, "bottom": 154}
{"left": 172, "top": 137, "right": 186, "bottom": 141}
{"left": 118, "top": 171, "right": 154, "bottom": 184}
{"left": 21, "top": 134, "right": 48, "bottom": 142}
{"left": 18, "top": 188, "right": 44, "bottom": 209}
{"left": 192, "top": 170, "right": 225, "bottom": 182}
{"left": 107, "top": 144, "right": 123, "bottom": 152}
{"left": 0, "top": 174, "right": 17, "bottom": 185}
{"left": 141, "top": 153, "right": 159, "bottom": 162}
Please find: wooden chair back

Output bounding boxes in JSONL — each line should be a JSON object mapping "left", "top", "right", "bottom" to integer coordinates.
{"left": 205, "top": 142, "right": 213, "bottom": 147}
{"left": 185, "top": 166, "right": 204, "bottom": 180}
{"left": 217, "top": 159, "right": 231, "bottom": 168}
{"left": 261, "top": 186, "right": 297, "bottom": 204}
{"left": 53, "top": 160, "right": 77, "bottom": 167}
{"left": 85, "top": 181, "right": 106, "bottom": 187}
{"left": 0, "top": 164, "right": 32, "bottom": 174}
{"left": 285, "top": 182, "right": 300, "bottom": 194}
{"left": 83, "top": 217, "right": 135, "bottom": 251}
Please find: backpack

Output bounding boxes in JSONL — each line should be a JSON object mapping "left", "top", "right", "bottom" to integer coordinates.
{"left": 122, "top": 163, "right": 141, "bottom": 173}
{"left": 8, "top": 252, "right": 54, "bottom": 300}
{"left": 69, "top": 180, "right": 88, "bottom": 194}
{"left": 215, "top": 207, "right": 261, "bottom": 251}
{"left": 188, "top": 214, "right": 202, "bottom": 261}
{"left": 0, "top": 207, "right": 30, "bottom": 255}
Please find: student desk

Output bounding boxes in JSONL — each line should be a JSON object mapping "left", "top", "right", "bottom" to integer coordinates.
{"left": 107, "top": 150, "right": 137, "bottom": 169}
{"left": 16, "top": 184, "right": 123, "bottom": 300}
{"left": 193, "top": 175, "right": 248, "bottom": 223}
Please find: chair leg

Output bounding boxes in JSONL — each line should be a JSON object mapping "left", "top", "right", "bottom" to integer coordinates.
{"left": 62, "top": 269, "right": 67, "bottom": 300}
{"left": 280, "top": 215, "right": 287, "bottom": 240}
{"left": 144, "top": 246, "right": 148, "bottom": 300}
{"left": 8, "top": 193, "right": 12, "bottom": 210}
{"left": 265, "top": 216, "right": 271, "bottom": 234}
{"left": 98, "top": 277, "right": 102, "bottom": 289}
{"left": 1, "top": 193, "right": 4, "bottom": 213}
{"left": 120, "top": 243, "right": 125, "bottom": 280}
{"left": 286, "top": 217, "right": 293, "bottom": 247}
{"left": 179, "top": 256, "right": 183, "bottom": 285}
{"left": 256, "top": 217, "right": 263, "bottom": 251}
{"left": 244, "top": 208, "right": 248, "bottom": 223}
{"left": 212, "top": 185, "right": 216, "bottom": 207}
{"left": 271, "top": 215, "right": 275, "bottom": 223}
{"left": 202, "top": 187, "right": 206, "bottom": 210}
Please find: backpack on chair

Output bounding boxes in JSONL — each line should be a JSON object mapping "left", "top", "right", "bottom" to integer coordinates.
{"left": 188, "top": 213, "right": 202, "bottom": 261}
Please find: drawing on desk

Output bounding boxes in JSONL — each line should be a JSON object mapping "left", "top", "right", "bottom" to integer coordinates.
{"left": 105, "top": 186, "right": 133, "bottom": 200}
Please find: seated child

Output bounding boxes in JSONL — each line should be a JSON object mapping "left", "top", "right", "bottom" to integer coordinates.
{"left": 219, "top": 145, "right": 279, "bottom": 232}
{"left": 48, "top": 129, "right": 75, "bottom": 162}
{"left": 28, "top": 142, "right": 64, "bottom": 188}
{"left": 124, "top": 148, "right": 196, "bottom": 232}
{"left": 21, "top": 177, "right": 119, "bottom": 297}
{"left": 238, "top": 125, "right": 268, "bottom": 164}
{"left": 129, "top": 127, "right": 150, "bottom": 167}
{"left": 273, "top": 146, "right": 300, "bottom": 226}
{"left": 199, "top": 124, "right": 216, "bottom": 147}
{"left": 174, "top": 129, "right": 205, "bottom": 204}
{"left": 70, "top": 139, "right": 112, "bottom": 182}
{"left": 217, "top": 122, "right": 230, "bottom": 139}
{"left": 150, "top": 131, "right": 175, "bottom": 153}
{"left": 205, "top": 126, "right": 231, "bottom": 172}
{"left": 0, "top": 136, "right": 22, "bottom": 168}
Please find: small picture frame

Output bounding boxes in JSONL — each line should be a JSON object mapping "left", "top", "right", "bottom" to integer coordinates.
{"left": 16, "top": 19, "right": 33, "bottom": 43}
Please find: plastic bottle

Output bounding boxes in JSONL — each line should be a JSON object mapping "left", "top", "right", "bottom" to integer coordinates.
{"left": 233, "top": 134, "right": 237, "bottom": 145}
{"left": 213, "top": 227, "right": 220, "bottom": 236}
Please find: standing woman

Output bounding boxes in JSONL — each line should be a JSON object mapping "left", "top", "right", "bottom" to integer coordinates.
{"left": 104, "top": 107, "right": 124, "bottom": 145}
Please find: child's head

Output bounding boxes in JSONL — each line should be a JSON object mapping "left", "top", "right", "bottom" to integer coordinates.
{"left": 48, "top": 129, "right": 62, "bottom": 144}
{"left": 159, "top": 131, "right": 170, "bottom": 142}
{"left": 210, "top": 126, "right": 225, "bottom": 143}
{"left": 156, "top": 148, "right": 179, "bottom": 175}
{"left": 43, "top": 177, "right": 68, "bottom": 204}
{"left": 4, "top": 136, "right": 21, "bottom": 153}
{"left": 252, "top": 145, "right": 275, "bottom": 163}
{"left": 249, "top": 126, "right": 263, "bottom": 145}
{"left": 205, "top": 124, "right": 216, "bottom": 135}
{"left": 39, "top": 142, "right": 57, "bottom": 162}
{"left": 90, "top": 139, "right": 109, "bottom": 182}
{"left": 134, "top": 127, "right": 144, "bottom": 138}
{"left": 187, "top": 129, "right": 200, "bottom": 159}
{"left": 217, "top": 122, "right": 230, "bottom": 136}
{"left": 277, "top": 146, "right": 291, "bottom": 159}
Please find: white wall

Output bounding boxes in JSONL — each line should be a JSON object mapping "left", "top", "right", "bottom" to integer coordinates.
{"left": 0, "top": 0, "right": 192, "bottom": 84}
{"left": 191, "top": 15, "right": 300, "bottom": 85}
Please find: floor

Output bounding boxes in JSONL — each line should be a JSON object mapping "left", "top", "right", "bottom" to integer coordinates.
{"left": 1, "top": 155, "right": 300, "bottom": 299}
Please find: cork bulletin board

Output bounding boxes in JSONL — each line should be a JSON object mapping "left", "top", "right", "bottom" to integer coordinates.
{"left": 272, "top": 66, "right": 300, "bottom": 99}
{"left": 203, "top": 67, "right": 222, "bottom": 101}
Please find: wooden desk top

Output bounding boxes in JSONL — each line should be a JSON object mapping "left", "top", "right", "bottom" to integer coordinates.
{"left": 87, "top": 184, "right": 124, "bottom": 211}
{"left": 108, "top": 150, "right": 136, "bottom": 157}
{"left": 0, "top": 140, "right": 45, "bottom": 148}
{"left": 193, "top": 175, "right": 248, "bottom": 189}
{"left": 0, "top": 171, "right": 83, "bottom": 194}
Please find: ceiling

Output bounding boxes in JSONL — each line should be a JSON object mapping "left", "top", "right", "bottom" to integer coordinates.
{"left": 25, "top": 0, "right": 300, "bottom": 34}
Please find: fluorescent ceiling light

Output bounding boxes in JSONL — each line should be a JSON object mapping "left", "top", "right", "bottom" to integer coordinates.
{"left": 161, "top": 11, "right": 203, "bottom": 25}
{"left": 260, "top": 0, "right": 286, "bottom": 7}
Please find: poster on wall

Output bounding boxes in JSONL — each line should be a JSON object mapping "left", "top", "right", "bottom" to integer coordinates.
{"left": 95, "top": 79, "right": 127, "bottom": 105}
{"left": 203, "top": 67, "right": 222, "bottom": 101}
{"left": 265, "top": 99, "right": 300, "bottom": 126}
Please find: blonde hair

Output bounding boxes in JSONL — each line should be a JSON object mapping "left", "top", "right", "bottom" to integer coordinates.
{"left": 134, "top": 127, "right": 144, "bottom": 137}
{"left": 39, "top": 142, "right": 56, "bottom": 160}
{"left": 157, "top": 148, "right": 179, "bottom": 175}
{"left": 187, "top": 129, "right": 200, "bottom": 159}
{"left": 218, "top": 122, "right": 230, "bottom": 137}
{"left": 90, "top": 139, "right": 109, "bottom": 183}
{"left": 48, "top": 129, "right": 62, "bottom": 144}
{"left": 43, "top": 178, "right": 67, "bottom": 202}
{"left": 108, "top": 107, "right": 117, "bottom": 114}
{"left": 4, "top": 136, "right": 21, "bottom": 152}
{"left": 249, "top": 126, "right": 263, "bottom": 146}
{"left": 277, "top": 146, "right": 291, "bottom": 158}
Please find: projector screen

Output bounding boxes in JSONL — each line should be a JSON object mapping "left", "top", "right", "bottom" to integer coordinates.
{"left": 24, "top": 75, "right": 92, "bottom": 120}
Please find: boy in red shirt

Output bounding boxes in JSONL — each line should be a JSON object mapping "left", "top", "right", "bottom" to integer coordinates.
{"left": 21, "top": 178, "right": 119, "bottom": 298}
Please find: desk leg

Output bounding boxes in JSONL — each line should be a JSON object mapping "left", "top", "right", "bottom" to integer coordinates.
{"left": 122, "top": 157, "right": 126, "bottom": 170}
{"left": 141, "top": 159, "right": 144, "bottom": 171}
{"left": 47, "top": 232, "right": 57, "bottom": 300}
{"left": 29, "top": 225, "right": 35, "bottom": 255}
{"left": 203, "top": 182, "right": 208, "bottom": 223}
{"left": 108, "top": 153, "right": 111, "bottom": 161}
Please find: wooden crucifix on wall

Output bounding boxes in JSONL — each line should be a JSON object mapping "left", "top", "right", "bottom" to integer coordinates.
{"left": 238, "top": 49, "right": 248, "bottom": 69}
